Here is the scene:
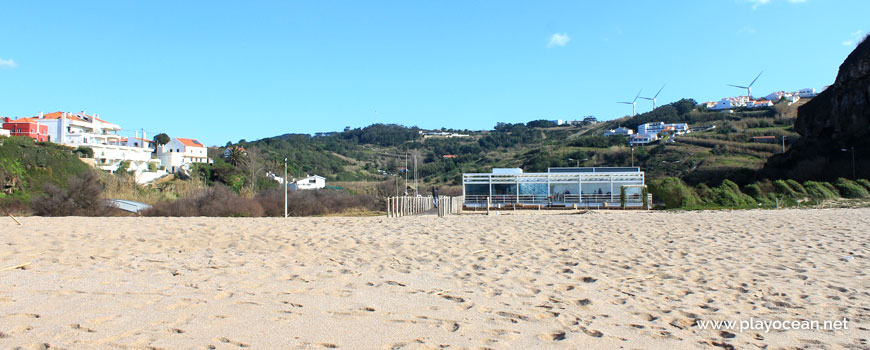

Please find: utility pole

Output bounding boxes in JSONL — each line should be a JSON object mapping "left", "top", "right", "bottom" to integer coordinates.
{"left": 284, "top": 157, "right": 288, "bottom": 218}
{"left": 782, "top": 136, "right": 786, "bottom": 153}
{"left": 404, "top": 153, "right": 408, "bottom": 195}
{"left": 631, "top": 147, "right": 635, "bottom": 167}
{"left": 414, "top": 153, "right": 418, "bottom": 196}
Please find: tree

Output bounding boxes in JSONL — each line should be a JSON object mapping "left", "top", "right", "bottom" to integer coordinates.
{"left": 225, "top": 147, "right": 245, "bottom": 167}
{"left": 240, "top": 146, "right": 265, "bottom": 193}
{"left": 153, "top": 133, "right": 170, "bottom": 149}
{"left": 116, "top": 160, "right": 131, "bottom": 175}
{"left": 526, "top": 119, "right": 557, "bottom": 128}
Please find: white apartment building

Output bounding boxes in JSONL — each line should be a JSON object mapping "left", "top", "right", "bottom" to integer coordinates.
{"left": 37, "top": 111, "right": 156, "bottom": 172}
{"left": 638, "top": 122, "right": 690, "bottom": 135}
{"left": 157, "top": 137, "right": 212, "bottom": 173}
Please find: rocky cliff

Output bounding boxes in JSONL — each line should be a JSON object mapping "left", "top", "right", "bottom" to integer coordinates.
{"left": 764, "top": 36, "right": 870, "bottom": 180}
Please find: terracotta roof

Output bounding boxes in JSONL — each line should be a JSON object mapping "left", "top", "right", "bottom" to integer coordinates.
{"left": 40, "top": 111, "right": 88, "bottom": 123}
{"left": 177, "top": 138, "right": 204, "bottom": 147}
{"left": 6, "top": 117, "right": 41, "bottom": 124}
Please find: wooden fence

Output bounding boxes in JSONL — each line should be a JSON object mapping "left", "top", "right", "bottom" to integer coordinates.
{"left": 386, "top": 196, "right": 435, "bottom": 217}
{"left": 385, "top": 195, "right": 465, "bottom": 217}
{"left": 437, "top": 195, "right": 464, "bottom": 217}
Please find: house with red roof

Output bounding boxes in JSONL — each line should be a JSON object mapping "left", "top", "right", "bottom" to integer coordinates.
{"left": 157, "top": 137, "right": 213, "bottom": 173}
{"left": 2, "top": 117, "right": 50, "bottom": 142}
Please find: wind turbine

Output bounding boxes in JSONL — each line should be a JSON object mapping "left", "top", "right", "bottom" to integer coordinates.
{"left": 728, "top": 71, "right": 763, "bottom": 99}
{"left": 618, "top": 89, "right": 643, "bottom": 116}
{"left": 640, "top": 85, "right": 665, "bottom": 110}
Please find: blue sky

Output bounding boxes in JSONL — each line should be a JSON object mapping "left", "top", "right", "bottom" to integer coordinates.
{"left": 1, "top": 0, "right": 867, "bottom": 146}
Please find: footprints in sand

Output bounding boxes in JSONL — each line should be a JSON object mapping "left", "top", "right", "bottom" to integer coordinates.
{"left": 70, "top": 323, "right": 96, "bottom": 333}
{"left": 2, "top": 212, "right": 866, "bottom": 349}
{"left": 495, "top": 311, "right": 530, "bottom": 323}
{"left": 217, "top": 336, "right": 249, "bottom": 347}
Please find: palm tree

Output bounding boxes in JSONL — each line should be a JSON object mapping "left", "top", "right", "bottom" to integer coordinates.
{"left": 226, "top": 147, "right": 245, "bottom": 167}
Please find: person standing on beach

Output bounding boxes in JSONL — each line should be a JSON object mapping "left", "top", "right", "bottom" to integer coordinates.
{"left": 432, "top": 187, "right": 439, "bottom": 207}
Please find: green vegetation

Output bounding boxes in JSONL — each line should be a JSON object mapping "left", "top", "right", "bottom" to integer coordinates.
{"left": 833, "top": 178, "right": 869, "bottom": 198}
{"left": 648, "top": 175, "right": 870, "bottom": 210}
{"left": 0, "top": 136, "right": 93, "bottom": 211}
{"left": 648, "top": 177, "right": 700, "bottom": 208}
{"left": 208, "top": 96, "right": 807, "bottom": 192}
{"left": 152, "top": 133, "right": 170, "bottom": 147}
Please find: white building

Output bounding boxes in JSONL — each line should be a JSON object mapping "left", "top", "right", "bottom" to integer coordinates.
{"left": 746, "top": 100, "right": 775, "bottom": 109}
{"left": 0, "top": 128, "right": 9, "bottom": 137}
{"left": 121, "top": 137, "right": 155, "bottom": 150}
{"left": 36, "top": 111, "right": 156, "bottom": 172}
{"left": 157, "top": 137, "right": 212, "bottom": 173}
{"left": 638, "top": 122, "right": 690, "bottom": 135}
{"left": 462, "top": 167, "right": 647, "bottom": 208}
{"left": 709, "top": 97, "right": 749, "bottom": 111}
{"left": 603, "top": 127, "right": 634, "bottom": 137}
{"left": 629, "top": 133, "right": 659, "bottom": 145}
{"left": 798, "top": 88, "right": 818, "bottom": 98}
{"left": 291, "top": 175, "right": 326, "bottom": 190}
{"left": 420, "top": 131, "right": 470, "bottom": 138}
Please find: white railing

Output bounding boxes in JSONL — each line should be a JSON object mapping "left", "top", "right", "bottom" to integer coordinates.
{"left": 464, "top": 193, "right": 651, "bottom": 210}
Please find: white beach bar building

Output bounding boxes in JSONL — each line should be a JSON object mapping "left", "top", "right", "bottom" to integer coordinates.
{"left": 463, "top": 167, "right": 646, "bottom": 208}
{"left": 37, "top": 111, "right": 156, "bottom": 172}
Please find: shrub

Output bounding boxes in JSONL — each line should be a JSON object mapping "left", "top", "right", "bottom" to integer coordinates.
{"left": 694, "top": 183, "right": 714, "bottom": 204}
{"left": 833, "top": 178, "right": 870, "bottom": 198}
{"left": 148, "top": 162, "right": 158, "bottom": 172}
{"left": 648, "top": 177, "right": 700, "bottom": 208}
{"left": 773, "top": 180, "right": 800, "bottom": 199}
{"left": 821, "top": 182, "right": 840, "bottom": 197}
{"left": 144, "top": 185, "right": 264, "bottom": 217}
{"left": 709, "top": 180, "right": 755, "bottom": 208}
{"left": 785, "top": 179, "right": 807, "bottom": 197}
{"left": 857, "top": 179, "right": 870, "bottom": 191}
{"left": 31, "top": 172, "right": 111, "bottom": 216}
{"left": 116, "top": 161, "right": 131, "bottom": 174}
{"left": 74, "top": 146, "right": 94, "bottom": 158}
{"left": 743, "top": 183, "right": 764, "bottom": 199}
{"left": 803, "top": 181, "right": 838, "bottom": 202}
{"left": 0, "top": 197, "right": 30, "bottom": 215}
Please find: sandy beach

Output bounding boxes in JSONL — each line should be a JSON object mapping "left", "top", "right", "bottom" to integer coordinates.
{"left": 1, "top": 209, "right": 868, "bottom": 349}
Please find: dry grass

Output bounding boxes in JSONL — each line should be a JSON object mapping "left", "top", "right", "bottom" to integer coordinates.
{"left": 100, "top": 173, "right": 208, "bottom": 204}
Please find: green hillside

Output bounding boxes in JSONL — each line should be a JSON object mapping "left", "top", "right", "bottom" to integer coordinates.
{"left": 0, "top": 136, "right": 94, "bottom": 209}
{"left": 209, "top": 97, "right": 808, "bottom": 191}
